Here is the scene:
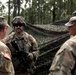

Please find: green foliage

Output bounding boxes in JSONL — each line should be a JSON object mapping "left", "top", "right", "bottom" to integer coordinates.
{"left": 1, "top": 0, "right": 76, "bottom": 24}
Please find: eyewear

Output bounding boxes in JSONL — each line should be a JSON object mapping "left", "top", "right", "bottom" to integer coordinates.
{"left": 13, "top": 24, "right": 24, "bottom": 27}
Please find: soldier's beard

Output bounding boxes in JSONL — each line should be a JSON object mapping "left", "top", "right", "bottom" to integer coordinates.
{"left": 15, "top": 28, "right": 23, "bottom": 33}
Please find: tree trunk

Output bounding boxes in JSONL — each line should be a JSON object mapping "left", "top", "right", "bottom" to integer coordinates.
{"left": 17, "top": 0, "right": 20, "bottom": 16}
{"left": 13, "top": 0, "right": 17, "bottom": 17}
{"left": 52, "top": 0, "right": 56, "bottom": 22}
{"left": 8, "top": 0, "right": 10, "bottom": 25}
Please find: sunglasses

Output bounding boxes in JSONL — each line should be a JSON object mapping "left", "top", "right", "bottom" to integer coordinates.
{"left": 13, "top": 24, "right": 24, "bottom": 27}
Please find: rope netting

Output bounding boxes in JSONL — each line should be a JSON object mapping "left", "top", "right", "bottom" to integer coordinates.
{"left": 25, "top": 23, "right": 70, "bottom": 71}
{"left": 24, "top": 22, "right": 70, "bottom": 75}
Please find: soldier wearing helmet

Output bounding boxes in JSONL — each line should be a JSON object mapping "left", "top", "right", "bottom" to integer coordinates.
{"left": 0, "top": 16, "right": 15, "bottom": 75}
{"left": 3, "top": 16, "right": 39, "bottom": 75}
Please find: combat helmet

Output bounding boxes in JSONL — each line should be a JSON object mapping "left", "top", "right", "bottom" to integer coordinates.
{"left": 12, "top": 16, "right": 26, "bottom": 26}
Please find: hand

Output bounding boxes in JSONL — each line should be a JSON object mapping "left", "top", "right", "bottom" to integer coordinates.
{"left": 27, "top": 53, "right": 33, "bottom": 61}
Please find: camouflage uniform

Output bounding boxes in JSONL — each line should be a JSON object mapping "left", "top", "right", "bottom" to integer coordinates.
{"left": 5, "top": 32, "right": 39, "bottom": 74}
{"left": 0, "top": 41, "right": 15, "bottom": 75}
{"left": 49, "top": 35, "right": 76, "bottom": 75}
{"left": 0, "top": 16, "right": 15, "bottom": 75}
{"left": 49, "top": 16, "right": 76, "bottom": 75}
{"left": 3, "top": 17, "right": 39, "bottom": 75}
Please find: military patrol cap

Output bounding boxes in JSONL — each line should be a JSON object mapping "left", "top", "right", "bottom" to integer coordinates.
{"left": 12, "top": 16, "right": 26, "bottom": 26}
{"left": 0, "top": 16, "right": 9, "bottom": 27}
{"left": 65, "top": 16, "right": 76, "bottom": 26}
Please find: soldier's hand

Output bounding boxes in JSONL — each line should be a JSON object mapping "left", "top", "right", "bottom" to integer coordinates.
{"left": 27, "top": 53, "right": 33, "bottom": 61}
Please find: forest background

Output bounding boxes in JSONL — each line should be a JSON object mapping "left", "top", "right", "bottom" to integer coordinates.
{"left": 0, "top": 0, "right": 76, "bottom": 25}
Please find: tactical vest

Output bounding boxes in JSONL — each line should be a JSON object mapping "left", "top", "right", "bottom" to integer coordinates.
{"left": 6, "top": 32, "right": 31, "bottom": 53}
{"left": 6, "top": 32, "right": 33, "bottom": 73}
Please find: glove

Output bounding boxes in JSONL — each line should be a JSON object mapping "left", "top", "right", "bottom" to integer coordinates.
{"left": 27, "top": 53, "right": 33, "bottom": 61}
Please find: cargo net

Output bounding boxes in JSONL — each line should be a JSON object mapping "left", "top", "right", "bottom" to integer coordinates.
{"left": 26, "top": 23, "right": 68, "bottom": 45}
{"left": 25, "top": 22, "right": 70, "bottom": 75}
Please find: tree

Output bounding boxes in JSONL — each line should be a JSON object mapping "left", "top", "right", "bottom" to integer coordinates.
{"left": 0, "top": 1, "right": 5, "bottom": 15}
{"left": 8, "top": 0, "right": 10, "bottom": 25}
{"left": 1, "top": 0, "right": 76, "bottom": 24}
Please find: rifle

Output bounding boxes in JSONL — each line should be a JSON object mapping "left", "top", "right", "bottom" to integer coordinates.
{"left": 10, "top": 40, "right": 34, "bottom": 74}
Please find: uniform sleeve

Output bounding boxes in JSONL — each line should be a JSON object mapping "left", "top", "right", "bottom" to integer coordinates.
{"left": 49, "top": 46, "right": 75, "bottom": 75}
{"left": 29, "top": 35, "right": 39, "bottom": 60}
{"left": 0, "top": 42, "right": 15, "bottom": 75}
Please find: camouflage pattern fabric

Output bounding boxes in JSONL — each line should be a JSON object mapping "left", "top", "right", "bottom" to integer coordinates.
{"left": 0, "top": 41, "right": 15, "bottom": 75}
{"left": 49, "top": 35, "right": 76, "bottom": 75}
{"left": 3, "top": 31, "right": 39, "bottom": 75}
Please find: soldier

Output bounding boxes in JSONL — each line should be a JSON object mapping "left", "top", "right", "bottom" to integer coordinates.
{"left": 0, "top": 16, "right": 15, "bottom": 75}
{"left": 3, "top": 16, "right": 39, "bottom": 75}
{"left": 48, "top": 16, "right": 76, "bottom": 75}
